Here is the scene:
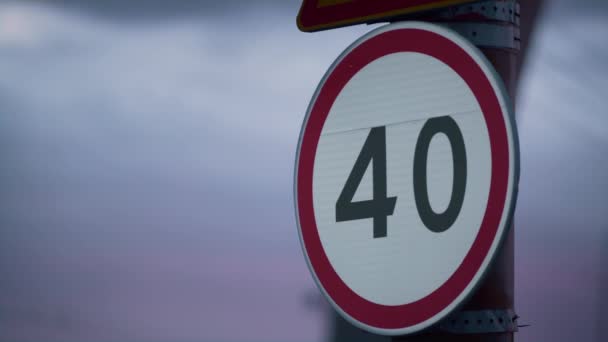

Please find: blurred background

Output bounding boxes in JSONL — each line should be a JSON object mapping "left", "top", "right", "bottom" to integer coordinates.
{"left": 0, "top": 0, "right": 607, "bottom": 341}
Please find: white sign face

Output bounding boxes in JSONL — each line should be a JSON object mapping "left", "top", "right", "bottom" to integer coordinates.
{"left": 295, "top": 22, "right": 519, "bottom": 336}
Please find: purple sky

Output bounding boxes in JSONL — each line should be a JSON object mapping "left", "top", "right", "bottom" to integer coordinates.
{"left": 0, "top": 1, "right": 607, "bottom": 341}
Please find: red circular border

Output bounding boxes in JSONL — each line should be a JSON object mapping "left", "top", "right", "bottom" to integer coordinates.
{"left": 297, "top": 28, "right": 510, "bottom": 330}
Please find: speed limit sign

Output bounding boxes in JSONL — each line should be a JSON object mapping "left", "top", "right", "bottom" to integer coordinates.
{"left": 294, "top": 22, "right": 519, "bottom": 335}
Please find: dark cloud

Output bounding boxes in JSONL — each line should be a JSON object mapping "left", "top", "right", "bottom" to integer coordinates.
{"left": 21, "top": 0, "right": 299, "bottom": 19}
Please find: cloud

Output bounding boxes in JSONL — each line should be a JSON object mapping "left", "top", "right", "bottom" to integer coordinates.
{"left": 18, "top": 0, "right": 300, "bottom": 20}
{"left": 0, "top": 2, "right": 371, "bottom": 341}
{"left": 514, "top": 4, "right": 608, "bottom": 342}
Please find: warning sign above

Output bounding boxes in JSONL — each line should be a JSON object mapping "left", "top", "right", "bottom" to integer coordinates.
{"left": 297, "top": 0, "right": 478, "bottom": 32}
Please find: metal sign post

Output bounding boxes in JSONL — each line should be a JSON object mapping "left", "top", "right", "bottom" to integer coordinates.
{"left": 391, "top": 3, "right": 521, "bottom": 341}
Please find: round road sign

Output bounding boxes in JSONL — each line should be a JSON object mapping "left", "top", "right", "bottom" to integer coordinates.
{"left": 294, "top": 22, "right": 519, "bottom": 335}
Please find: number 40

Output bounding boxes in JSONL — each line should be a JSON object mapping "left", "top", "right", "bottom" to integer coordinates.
{"left": 335, "top": 115, "right": 467, "bottom": 238}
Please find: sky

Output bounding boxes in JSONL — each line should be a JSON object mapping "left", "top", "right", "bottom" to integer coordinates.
{"left": 0, "top": 1, "right": 607, "bottom": 342}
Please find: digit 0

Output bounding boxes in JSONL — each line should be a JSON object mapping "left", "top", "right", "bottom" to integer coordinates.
{"left": 413, "top": 116, "right": 467, "bottom": 233}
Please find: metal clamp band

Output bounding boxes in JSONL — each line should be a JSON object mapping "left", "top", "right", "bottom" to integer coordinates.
{"left": 388, "top": 1, "right": 521, "bottom": 50}
{"left": 439, "top": 309, "right": 519, "bottom": 334}
{"left": 431, "top": 0, "right": 520, "bottom": 25}
{"left": 440, "top": 22, "right": 520, "bottom": 50}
